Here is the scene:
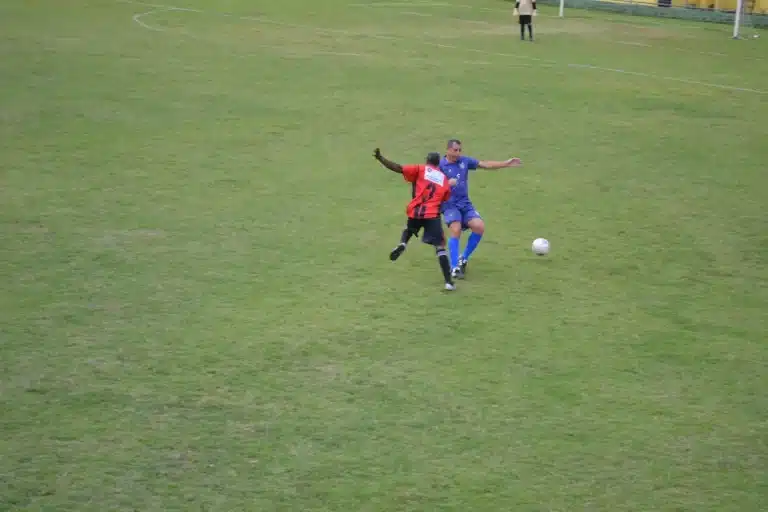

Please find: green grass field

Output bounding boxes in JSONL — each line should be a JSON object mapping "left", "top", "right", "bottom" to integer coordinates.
{"left": 2, "top": 0, "right": 767, "bottom": 510}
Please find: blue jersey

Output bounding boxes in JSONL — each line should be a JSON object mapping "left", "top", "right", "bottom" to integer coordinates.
{"left": 439, "top": 155, "right": 479, "bottom": 206}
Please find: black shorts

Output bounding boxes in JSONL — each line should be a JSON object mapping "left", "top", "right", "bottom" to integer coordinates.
{"left": 519, "top": 14, "right": 532, "bottom": 24}
{"left": 406, "top": 217, "right": 445, "bottom": 246}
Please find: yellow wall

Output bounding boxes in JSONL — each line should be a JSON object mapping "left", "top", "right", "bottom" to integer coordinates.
{"left": 604, "top": 0, "right": 768, "bottom": 12}
{"left": 690, "top": 0, "right": 768, "bottom": 12}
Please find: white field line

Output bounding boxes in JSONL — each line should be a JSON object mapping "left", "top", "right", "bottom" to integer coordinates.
{"left": 349, "top": 0, "right": 720, "bottom": 29}
{"left": 350, "top": 1, "right": 758, "bottom": 60}
{"left": 126, "top": 7, "right": 498, "bottom": 67}
{"left": 118, "top": 0, "right": 767, "bottom": 94}
{"left": 400, "top": 11, "right": 434, "bottom": 17}
{"left": 132, "top": 6, "right": 187, "bottom": 31}
{"left": 614, "top": 40, "right": 652, "bottom": 47}
{"left": 352, "top": 0, "right": 768, "bottom": 60}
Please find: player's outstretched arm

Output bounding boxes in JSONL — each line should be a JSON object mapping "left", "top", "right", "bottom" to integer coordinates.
{"left": 373, "top": 148, "right": 403, "bottom": 174}
{"left": 478, "top": 157, "right": 523, "bottom": 170}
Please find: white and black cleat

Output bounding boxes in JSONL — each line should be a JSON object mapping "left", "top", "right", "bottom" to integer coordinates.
{"left": 389, "top": 243, "right": 406, "bottom": 262}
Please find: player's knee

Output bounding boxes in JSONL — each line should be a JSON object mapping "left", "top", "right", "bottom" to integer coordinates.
{"left": 469, "top": 219, "right": 485, "bottom": 235}
{"left": 449, "top": 223, "right": 462, "bottom": 238}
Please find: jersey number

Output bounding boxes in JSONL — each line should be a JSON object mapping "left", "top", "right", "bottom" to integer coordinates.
{"left": 413, "top": 183, "right": 438, "bottom": 219}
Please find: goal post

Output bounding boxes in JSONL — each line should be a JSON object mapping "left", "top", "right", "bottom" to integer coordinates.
{"left": 733, "top": 0, "right": 757, "bottom": 39}
{"left": 548, "top": 0, "right": 765, "bottom": 35}
{"left": 733, "top": 0, "right": 745, "bottom": 37}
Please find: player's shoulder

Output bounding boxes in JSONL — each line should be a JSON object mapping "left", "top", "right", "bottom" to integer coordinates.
{"left": 459, "top": 155, "right": 480, "bottom": 169}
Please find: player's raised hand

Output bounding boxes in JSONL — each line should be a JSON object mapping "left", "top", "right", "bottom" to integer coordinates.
{"left": 448, "top": 178, "right": 458, "bottom": 187}
{"left": 373, "top": 148, "right": 382, "bottom": 160}
{"left": 505, "top": 157, "right": 522, "bottom": 167}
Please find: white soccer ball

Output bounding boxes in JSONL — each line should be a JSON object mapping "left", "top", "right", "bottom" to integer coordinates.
{"left": 532, "top": 238, "right": 550, "bottom": 256}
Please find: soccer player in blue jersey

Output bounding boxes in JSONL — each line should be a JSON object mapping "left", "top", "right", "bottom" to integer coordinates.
{"left": 439, "top": 139, "right": 522, "bottom": 279}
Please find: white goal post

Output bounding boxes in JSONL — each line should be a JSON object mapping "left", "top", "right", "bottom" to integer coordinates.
{"left": 733, "top": 0, "right": 745, "bottom": 38}
{"left": 555, "top": 0, "right": 755, "bottom": 39}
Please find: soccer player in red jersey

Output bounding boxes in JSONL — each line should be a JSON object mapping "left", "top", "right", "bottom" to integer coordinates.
{"left": 373, "top": 148, "right": 457, "bottom": 291}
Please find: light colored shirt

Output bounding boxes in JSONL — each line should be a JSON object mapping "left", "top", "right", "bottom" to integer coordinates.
{"left": 518, "top": 0, "right": 536, "bottom": 15}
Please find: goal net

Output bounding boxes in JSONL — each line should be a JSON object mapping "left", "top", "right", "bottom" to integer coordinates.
{"left": 541, "top": 0, "right": 768, "bottom": 35}
{"left": 734, "top": 0, "right": 760, "bottom": 38}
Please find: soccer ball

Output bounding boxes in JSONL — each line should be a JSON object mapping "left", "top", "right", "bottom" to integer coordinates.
{"left": 532, "top": 238, "right": 550, "bottom": 256}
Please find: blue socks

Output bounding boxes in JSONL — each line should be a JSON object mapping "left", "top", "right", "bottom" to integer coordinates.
{"left": 449, "top": 233, "right": 484, "bottom": 269}
{"left": 462, "top": 232, "right": 483, "bottom": 261}
{"left": 448, "top": 237, "right": 461, "bottom": 268}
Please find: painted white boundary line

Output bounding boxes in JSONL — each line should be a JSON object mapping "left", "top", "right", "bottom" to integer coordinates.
{"left": 125, "top": 5, "right": 501, "bottom": 67}
{"left": 132, "top": 7, "right": 182, "bottom": 31}
{"left": 350, "top": 1, "right": 752, "bottom": 60}
{"left": 118, "top": 0, "right": 766, "bottom": 94}
{"left": 349, "top": 0, "right": 722, "bottom": 29}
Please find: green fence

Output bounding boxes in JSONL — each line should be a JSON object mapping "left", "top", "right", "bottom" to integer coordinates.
{"left": 530, "top": 0, "right": 768, "bottom": 28}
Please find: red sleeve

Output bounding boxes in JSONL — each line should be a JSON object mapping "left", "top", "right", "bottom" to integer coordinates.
{"left": 443, "top": 186, "right": 451, "bottom": 202}
{"left": 401, "top": 164, "right": 422, "bottom": 183}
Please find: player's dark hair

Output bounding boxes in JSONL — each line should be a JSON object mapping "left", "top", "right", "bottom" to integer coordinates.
{"left": 447, "top": 139, "right": 462, "bottom": 148}
{"left": 426, "top": 152, "right": 441, "bottom": 166}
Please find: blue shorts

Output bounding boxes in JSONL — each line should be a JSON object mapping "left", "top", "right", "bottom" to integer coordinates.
{"left": 442, "top": 202, "right": 482, "bottom": 230}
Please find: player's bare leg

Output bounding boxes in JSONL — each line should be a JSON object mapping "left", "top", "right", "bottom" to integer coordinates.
{"left": 460, "top": 217, "right": 486, "bottom": 275}
{"left": 447, "top": 221, "right": 464, "bottom": 279}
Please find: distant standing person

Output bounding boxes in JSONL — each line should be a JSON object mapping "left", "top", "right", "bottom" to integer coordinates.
{"left": 514, "top": 0, "right": 537, "bottom": 41}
